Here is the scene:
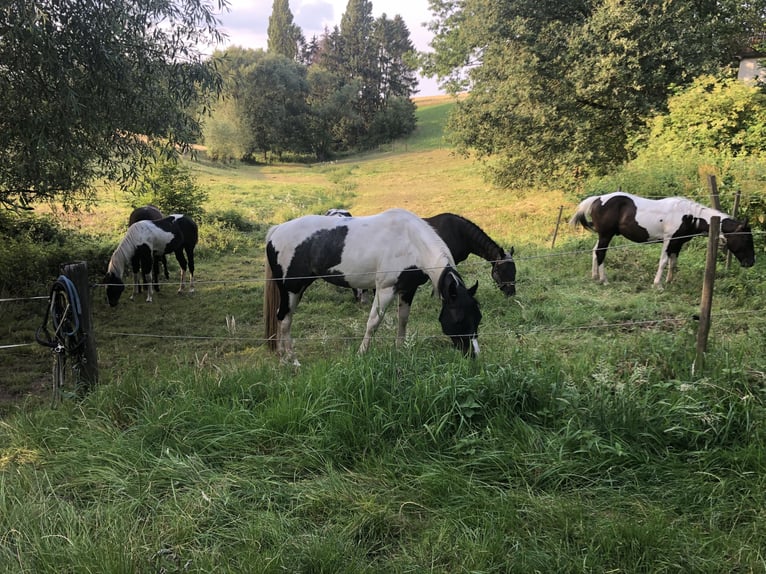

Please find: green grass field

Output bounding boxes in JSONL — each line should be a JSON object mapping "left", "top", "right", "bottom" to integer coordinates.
{"left": 2, "top": 96, "right": 766, "bottom": 572}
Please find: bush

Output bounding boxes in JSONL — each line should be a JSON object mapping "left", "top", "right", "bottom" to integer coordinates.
{"left": 129, "top": 157, "right": 208, "bottom": 219}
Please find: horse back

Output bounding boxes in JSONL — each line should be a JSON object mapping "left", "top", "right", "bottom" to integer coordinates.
{"left": 128, "top": 205, "right": 163, "bottom": 225}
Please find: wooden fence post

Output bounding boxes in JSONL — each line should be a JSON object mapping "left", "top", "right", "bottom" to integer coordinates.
{"left": 62, "top": 261, "right": 99, "bottom": 391}
{"left": 551, "top": 205, "right": 564, "bottom": 248}
{"left": 694, "top": 216, "right": 720, "bottom": 375}
{"left": 708, "top": 174, "right": 721, "bottom": 210}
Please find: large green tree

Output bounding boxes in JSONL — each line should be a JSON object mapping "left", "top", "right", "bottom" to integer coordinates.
{"left": 0, "top": 0, "right": 226, "bottom": 209}
{"left": 425, "top": 0, "right": 766, "bottom": 188}
{"left": 267, "top": 0, "right": 303, "bottom": 61}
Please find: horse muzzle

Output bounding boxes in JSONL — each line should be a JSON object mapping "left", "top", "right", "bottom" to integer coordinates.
{"left": 451, "top": 335, "right": 480, "bottom": 358}
{"left": 500, "top": 282, "right": 516, "bottom": 297}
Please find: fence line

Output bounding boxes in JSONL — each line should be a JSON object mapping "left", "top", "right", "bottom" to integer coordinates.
{"left": 0, "top": 229, "right": 761, "bottom": 294}
{"left": 4, "top": 306, "right": 763, "bottom": 353}
{"left": 2, "top": 229, "right": 763, "bottom": 351}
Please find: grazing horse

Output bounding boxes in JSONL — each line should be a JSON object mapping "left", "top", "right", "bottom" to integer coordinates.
{"left": 325, "top": 208, "right": 367, "bottom": 302}
{"left": 166, "top": 214, "right": 198, "bottom": 293}
{"left": 326, "top": 209, "right": 516, "bottom": 298}
{"left": 128, "top": 205, "right": 169, "bottom": 287}
{"left": 103, "top": 218, "right": 184, "bottom": 306}
{"left": 424, "top": 213, "right": 516, "bottom": 296}
{"left": 570, "top": 191, "right": 755, "bottom": 286}
{"left": 264, "top": 208, "right": 482, "bottom": 365}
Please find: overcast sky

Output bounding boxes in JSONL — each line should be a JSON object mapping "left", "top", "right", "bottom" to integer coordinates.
{"left": 208, "top": 0, "right": 443, "bottom": 96}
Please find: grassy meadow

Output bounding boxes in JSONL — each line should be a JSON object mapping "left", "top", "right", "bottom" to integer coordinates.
{"left": 2, "top": 96, "right": 766, "bottom": 572}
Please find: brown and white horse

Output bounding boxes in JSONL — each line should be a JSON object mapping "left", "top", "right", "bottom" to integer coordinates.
{"left": 570, "top": 192, "right": 755, "bottom": 286}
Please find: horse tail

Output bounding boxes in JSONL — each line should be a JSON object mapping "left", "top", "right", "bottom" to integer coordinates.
{"left": 264, "top": 252, "right": 280, "bottom": 352}
{"left": 569, "top": 196, "right": 598, "bottom": 231}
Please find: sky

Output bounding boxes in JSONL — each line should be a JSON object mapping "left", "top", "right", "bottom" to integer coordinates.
{"left": 210, "top": 0, "right": 443, "bottom": 96}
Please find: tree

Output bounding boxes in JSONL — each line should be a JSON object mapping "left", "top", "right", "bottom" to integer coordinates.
{"left": 0, "top": 0, "right": 225, "bottom": 210}
{"left": 267, "top": 0, "right": 303, "bottom": 61}
{"left": 374, "top": 14, "right": 418, "bottom": 101}
{"left": 425, "top": 0, "right": 766, "bottom": 188}
{"left": 339, "top": 0, "right": 380, "bottom": 129}
{"left": 239, "top": 55, "right": 310, "bottom": 160}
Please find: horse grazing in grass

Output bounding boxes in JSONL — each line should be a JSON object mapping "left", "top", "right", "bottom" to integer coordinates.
{"left": 103, "top": 218, "right": 184, "bottom": 306}
{"left": 264, "top": 208, "right": 482, "bottom": 365}
{"left": 128, "top": 205, "right": 169, "bottom": 287}
{"left": 570, "top": 191, "right": 755, "bottom": 286}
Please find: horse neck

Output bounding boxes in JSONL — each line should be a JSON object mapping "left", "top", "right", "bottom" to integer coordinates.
{"left": 459, "top": 217, "right": 505, "bottom": 262}
{"left": 689, "top": 202, "right": 733, "bottom": 224}
{"left": 108, "top": 232, "right": 138, "bottom": 276}
{"left": 410, "top": 226, "right": 456, "bottom": 287}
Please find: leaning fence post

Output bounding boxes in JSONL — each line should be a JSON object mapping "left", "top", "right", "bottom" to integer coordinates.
{"left": 694, "top": 216, "right": 720, "bottom": 375}
{"left": 62, "top": 261, "right": 99, "bottom": 391}
{"left": 551, "top": 205, "right": 564, "bottom": 248}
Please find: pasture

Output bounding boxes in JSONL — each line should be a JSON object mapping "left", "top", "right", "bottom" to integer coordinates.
{"left": 2, "top": 97, "right": 766, "bottom": 572}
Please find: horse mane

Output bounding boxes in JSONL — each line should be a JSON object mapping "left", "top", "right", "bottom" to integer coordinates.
{"left": 108, "top": 227, "right": 142, "bottom": 277}
{"left": 403, "top": 212, "right": 456, "bottom": 279}
{"left": 425, "top": 213, "right": 505, "bottom": 263}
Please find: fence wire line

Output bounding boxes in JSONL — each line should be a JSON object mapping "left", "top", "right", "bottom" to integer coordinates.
{"left": 36, "top": 307, "right": 766, "bottom": 349}
{"left": 2, "top": 229, "right": 763, "bottom": 350}
{"left": 94, "top": 228, "right": 762, "bottom": 287}
{"left": 0, "top": 228, "right": 759, "bottom": 295}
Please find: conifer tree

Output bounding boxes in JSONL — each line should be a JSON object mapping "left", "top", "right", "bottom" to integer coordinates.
{"left": 267, "top": 0, "right": 302, "bottom": 61}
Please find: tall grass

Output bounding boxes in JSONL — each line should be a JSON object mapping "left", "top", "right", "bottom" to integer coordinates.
{"left": 2, "top": 97, "right": 766, "bottom": 572}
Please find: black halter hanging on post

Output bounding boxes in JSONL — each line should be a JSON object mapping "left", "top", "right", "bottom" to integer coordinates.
{"left": 35, "top": 275, "right": 86, "bottom": 403}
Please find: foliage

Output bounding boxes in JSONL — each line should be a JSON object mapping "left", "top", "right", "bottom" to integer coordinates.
{"left": 426, "top": 0, "right": 766, "bottom": 188}
{"left": 128, "top": 157, "right": 209, "bottom": 219}
{"left": 0, "top": 0, "right": 226, "bottom": 210}
{"left": 240, "top": 54, "right": 311, "bottom": 160}
{"left": 204, "top": 1, "right": 419, "bottom": 162}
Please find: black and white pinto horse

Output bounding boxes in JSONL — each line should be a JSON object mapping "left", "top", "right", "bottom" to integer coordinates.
{"left": 128, "top": 205, "right": 169, "bottom": 288}
{"left": 265, "top": 208, "right": 482, "bottom": 365}
{"left": 570, "top": 192, "right": 755, "bottom": 286}
{"left": 325, "top": 209, "right": 516, "bottom": 298}
{"left": 103, "top": 218, "right": 184, "bottom": 306}
{"left": 127, "top": 207, "right": 199, "bottom": 295}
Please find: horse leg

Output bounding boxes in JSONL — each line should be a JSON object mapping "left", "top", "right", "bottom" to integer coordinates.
{"left": 396, "top": 288, "right": 418, "bottom": 346}
{"left": 175, "top": 249, "right": 188, "bottom": 293}
{"left": 593, "top": 236, "right": 611, "bottom": 284}
{"left": 187, "top": 246, "right": 195, "bottom": 293}
{"left": 145, "top": 271, "right": 154, "bottom": 303}
{"left": 278, "top": 291, "right": 303, "bottom": 366}
{"left": 359, "top": 287, "right": 396, "bottom": 354}
{"left": 653, "top": 241, "right": 672, "bottom": 287}
{"left": 130, "top": 272, "right": 140, "bottom": 301}
{"left": 665, "top": 253, "right": 679, "bottom": 284}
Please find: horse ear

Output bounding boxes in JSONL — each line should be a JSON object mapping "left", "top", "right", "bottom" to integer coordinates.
{"left": 468, "top": 281, "right": 478, "bottom": 296}
{"left": 507, "top": 246, "right": 514, "bottom": 257}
